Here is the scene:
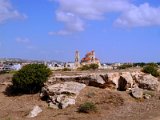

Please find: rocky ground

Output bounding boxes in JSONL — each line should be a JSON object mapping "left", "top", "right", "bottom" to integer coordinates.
{"left": 0, "top": 70, "right": 160, "bottom": 120}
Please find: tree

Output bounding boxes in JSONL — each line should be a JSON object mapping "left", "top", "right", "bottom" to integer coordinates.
{"left": 12, "top": 64, "right": 51, "bottom": 93}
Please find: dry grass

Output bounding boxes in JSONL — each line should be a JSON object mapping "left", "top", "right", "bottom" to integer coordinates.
{"left": 0, "top": 71, "right": 160, "bottom": 120}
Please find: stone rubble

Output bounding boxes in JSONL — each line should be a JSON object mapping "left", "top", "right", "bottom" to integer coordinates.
{"left": 27, "top": 105, "right": 42, "bottom": 118}
{"left": 40, "top": 71, "right": 160, "bottom": 109}
{"left": 40, "top": 82, "right": 86, "bottom": 109}
{"left": 135, "top": 74, "right": 160, "bottom": 91}
{"left": 131, "top": 87, "right": 143, "bottom": 99}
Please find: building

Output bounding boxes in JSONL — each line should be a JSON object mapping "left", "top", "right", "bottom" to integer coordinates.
{"left": 65, "top": 62, "right": 75, "bottom": 69}
{"left": 47, "top": 63, "right": 64, "bottom": 70}
{"left": 2, "top": 64, "right": 12, "bottom": 71}
{"left": 80, "top": 50, "right": 101, "bottom": 66}
{"left": 75, "top": 51, "right": 80, "bottom": 68}
{"left": 11, "top": 64, "right": 22, "bottom": 71}
{"left": 112, "top": 63, "right": 122, "bottom": 69}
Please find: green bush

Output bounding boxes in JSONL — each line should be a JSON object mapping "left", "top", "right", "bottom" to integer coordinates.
{"left": 78, "top": 102, "right": 97, "bottom": 113}
{"left": 79, "top": 65, "right": 90, "bottom": 70}
{"left": 118, "top": 64, "right": 132, "bottom": 69}
{"left": 89, "top": 64, "right": 99, "bottom": 70}
{"left": 146, "top": 63, "right": 158, "bottom": 68}
{"left": 62, "top": 68, "right": 71, "bottom": 71}
{"left": 133, "top": 62, "right": 146, "bottom": 67}
{"left": 142, "top": 64, "right": 159, "bottom": 77}
{"left": 80, "top": 64, "right": 99, "bottom": 71}
{"left": 12, "top": 64, "right": 51, "bottom": 93}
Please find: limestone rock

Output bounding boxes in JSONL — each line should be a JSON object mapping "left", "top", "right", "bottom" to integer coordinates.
{"left": 131, "top": 87, "right": 143, "bottom": 99}
{"left": 47, "top": 75, "right": 91, "bottom": 85}
{"left": 27, "top": 106, "right": 42, "bottom": 118}
{"left": 131, "top": 71, "right": 144, "bottom": 83}
{"left": 57, "top": 95, "right": 76, "bottom": 109}
{"left": 48, "top": 102, "right": 59, "bottom": 109}
{"left": 90, "top": 74, "right": 105, "bottom": 84}
{"left": 48, "top": 74, "right": 108, "bottom": 88}
{"left": 47, "top": 82, "right": 86, "bottom": 95}
{"left": 105, "top": 72, "right": 120, "bottom": 89}
{"left": 40, "top": 82, "right": 86, "bottom": 109}
{"left": 118, "top": 72, "right": 134, "bottom": 91}
{"left": 144, "top": 94, "right": 152, "bottom": 99}
{"left": 136, "top": 74, "right": 160, "bottom": 91}
{"left": 88, "top": 74, "right": 106, "bottom": 88}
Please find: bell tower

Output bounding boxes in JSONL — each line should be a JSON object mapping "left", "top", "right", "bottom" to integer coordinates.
{"left": 91, "top": 50, "right": 95, "bottom": 63}
{"left": 75, "top": 50, "right": 80, "bottom": 68}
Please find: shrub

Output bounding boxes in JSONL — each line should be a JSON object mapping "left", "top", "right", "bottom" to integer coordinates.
{"left": 89, "top": 63, "right": 99, "bottom": 70}
{"left": 78, "top": 102, "right": 97, "bottom": 113}
{"left": 133, "top": 62, "right": 146, "bottom": 67}
{"left": 12, "top": 64, "right": 51, "bottom": 93}
{"left": 80, "top": 64, "right": 99, "bottom": 71}
{"left": 118, "top": 64, "right": 132, "bottom": 69}
{"left": 62, "top": 68, "right": 71, "bottom": 71}
{"left": 146, "top": 62, "right": 158, "bottom": 68}
{"left": 142, "top": 64, "right": 159, "bottom": 77}
{"left": 80, "top": 65, "right": 90, "bottom": 70}
{"left": 157, "top": 62, "right": 160, "bottom": 65}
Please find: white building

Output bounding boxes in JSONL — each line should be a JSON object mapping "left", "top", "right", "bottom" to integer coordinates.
{"left": 11, "top": 64, "right": 22, "bottom": 71}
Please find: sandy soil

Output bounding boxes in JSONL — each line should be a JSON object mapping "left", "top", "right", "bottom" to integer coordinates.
{"left": 0, "top": 73, "right": 160, "bottom": 120}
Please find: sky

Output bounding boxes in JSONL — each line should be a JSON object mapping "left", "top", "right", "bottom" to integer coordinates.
{"left": 0, "top": 0, "right": 160, "bottom": 63}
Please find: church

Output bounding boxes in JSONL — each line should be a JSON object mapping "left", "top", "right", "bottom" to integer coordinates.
{"left": 74, "top": 50, "right": 101, "bottom": 68}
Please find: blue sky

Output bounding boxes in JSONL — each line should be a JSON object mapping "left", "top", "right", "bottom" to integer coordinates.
{"left": 0, "top": 0, "right": 160, "bottom": 63}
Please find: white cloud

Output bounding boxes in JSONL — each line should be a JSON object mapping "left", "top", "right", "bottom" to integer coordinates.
{"left": 50, "top": 0, "right": 130, "bottom": 35}
{"left": 56, "top": 0, "right": 130, "bottom": 20}
{"left": 16, "top": 37, "right": 30, "bottom": 44}
{"left": 57, "top": 12, "right": 84, "bottom": 31}
{"left": 115, "top": 3, "right": 160, "bottom": 27}
{"left": 50, "top": 11, "right": 85, "bottom": 35}
{"left": 49, "top": 30, "right": 71, "bottom": 35}
{"left": 50, "top": 0, "right": 160, "bottom": 35}
{"left": 0, "top": 0, "right": 26, "bottom": 23}
{"left": 26, "top": 45, "right": 36, "bottom": 50}
{"left": 16, "top": 37, "right": 36, "bottom": 50}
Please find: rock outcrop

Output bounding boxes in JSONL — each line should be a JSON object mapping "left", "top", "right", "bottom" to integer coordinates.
{"left": 105, "top": 72, "right": 120, "bottom": 89}
{"left": 104, "top": 72, "right": 134, "bottom": 90}
{"left": 88, "top": 74, "right": 106, "bottom": 88}
{"left": 40, "top": 82, "right": 86, "bottom": 109}
{"left": 47, "top": 75, "right": 91, "bottom": 85}
{"left": 41, "top": 71, "right": 160, "bottom": 109}
{"left": 118, "top": 72, "right": 134, "bottom": 91}
{"left": 135, "top": 74, "right": 160, "bottom": 91}
{"left": 47, "top": 72, "right": 160, "bottom": 91}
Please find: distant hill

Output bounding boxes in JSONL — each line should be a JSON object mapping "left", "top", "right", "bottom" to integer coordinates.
{"left": 0, "top": 58, "right": 63, "bottom": 64}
